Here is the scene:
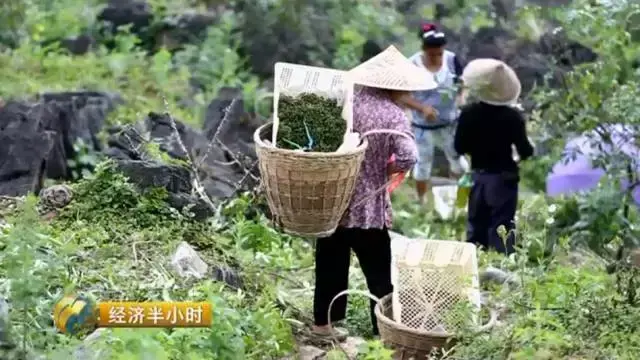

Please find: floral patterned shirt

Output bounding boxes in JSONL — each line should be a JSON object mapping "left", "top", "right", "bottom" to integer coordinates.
{"left": 340, "top": 86, "right": 418, "bottom": 229}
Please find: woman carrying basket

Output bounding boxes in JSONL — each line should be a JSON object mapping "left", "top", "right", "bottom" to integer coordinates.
{"left": 312, "top": 46, "right": 438, "bottom": 339}
{"left": 454, "top": 59, "right": 534, "bottom": 255}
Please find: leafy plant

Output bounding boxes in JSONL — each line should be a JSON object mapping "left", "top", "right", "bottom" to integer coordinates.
{"left": 357, "top": 339, "right": 394, "bottom": 359}
{"left": 67, "top": 138, "right": 101, "bottom": 180}
{"left": 531, "top": 0, "right": 640, "bottom": 260}
{"left": 277, "top": 93, "right": 346, "bottom": 152}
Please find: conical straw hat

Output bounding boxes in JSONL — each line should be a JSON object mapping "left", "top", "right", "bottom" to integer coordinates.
{"left": 346, "top": 45, "right": 438, "bottom": 91}
{"left": 461, "top": 58, "right": 521, "bottom": 106}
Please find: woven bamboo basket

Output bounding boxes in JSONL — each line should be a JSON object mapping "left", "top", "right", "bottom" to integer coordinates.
{"left": 375, "top": 294, "right": 454, "bottom": 358}
{"left": 254, "top": 122, "right": 368, "bottom": 238}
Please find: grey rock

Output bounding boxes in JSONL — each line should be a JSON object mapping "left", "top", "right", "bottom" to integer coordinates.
{"left": 169, "top": 240, "right": 243, "bottom": 288}
{"left": 60, "top": 34, "right": 96, "bottom": 55}
{"left": 480, "top": 267, "right": 518, "bottom": 288}
{"left": 342, "top": 336, "right": 366, "bottom": 358}
{"left": 104, "top": 90, "right": 260, "bottom": 202}
{"left": 236, "top": 2, "right": 336, "bottom": 78}
{"left": 166, "top": 193, "right": 215, "bottom": 221}
{"left": 143, "top": 112, "right": 203, "bottom": 161}
{"left": 0, "top": 297, "right": 10, "bottom": 346}
{"left": 97, "top": 0, "right": 154, "bottom": 38}
{"left": 39, "top": 184, "right": 74, "bottom": 209}
{"left": 565, "top": 248, "right": 608, "bottom": 268}
{"left": 113, "top": 159, "right": 215, "bottom": 220}
{"left": 212, "top": 265, "right": 243, "bottom": 289}
{"left": 171, "top": 241, "right": 208, "bottom": 279}
{"left": 0, "top": 91, "right": 121, "bottom": 196}
{"left": 73, "top": 328, "right": 110, "bottom": 360}
{"left": 152, "top": 11, "right": 218, "bottom": 51}
{"left": 115, "top": 160, "right": 192, "bottom": 193}
{"left": 298, "top": 345, "right": 326, "bottom": 360}
{"left": 0, "top": 128, "right": 54, "bottom": 196}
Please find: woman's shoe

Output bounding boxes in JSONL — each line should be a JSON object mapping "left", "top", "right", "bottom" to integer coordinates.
{"left": 311, "top": 326, "right": 349, "bottom": 341}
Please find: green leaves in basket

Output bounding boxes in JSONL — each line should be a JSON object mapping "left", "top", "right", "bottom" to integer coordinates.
{"left": 277, "top": 93, "right": 346, "bottom": 152}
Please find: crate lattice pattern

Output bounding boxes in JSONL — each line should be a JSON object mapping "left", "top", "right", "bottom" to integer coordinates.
{"left": 392, "top": 239, "right": 480, "bottom": 333}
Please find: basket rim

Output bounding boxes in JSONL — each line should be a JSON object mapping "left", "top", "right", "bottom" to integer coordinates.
{"left": 374, "top": 293, "right": 454, "bottom": 338}
{"left": 254, "top": 122, "right": 368, "bottom": 157}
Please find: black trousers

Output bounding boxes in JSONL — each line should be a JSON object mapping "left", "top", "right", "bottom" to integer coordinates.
{"left": 313, "top": 226, "right": 393, "bottom": 335}
{"left": 467, "top": 171, "right": 519, "bottom": 255}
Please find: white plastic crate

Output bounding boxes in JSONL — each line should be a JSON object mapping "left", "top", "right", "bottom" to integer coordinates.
{"left": 390, "top": 234, "right": 480, "bottom": 333}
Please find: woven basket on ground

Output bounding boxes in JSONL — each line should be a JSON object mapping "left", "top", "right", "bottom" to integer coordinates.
{"left": 254, "top": 122, "right": 368, "bottom": 238}
{"left": 375, "top": 293, "right": 455, "bottom": 359}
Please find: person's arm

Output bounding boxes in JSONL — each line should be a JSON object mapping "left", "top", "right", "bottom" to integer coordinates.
{"left": 388, "top": 109, "right": 418, "bottom": 173}
{"left": 392, "top": 92, "right": 438, "bottom": 121}
{"left": 452, "top": 55, "right": 464, "bottom": 84}
{"left": 393, "top": 92, "right": 423, "bottom": 112}
{"left": 453, "top": 107, "right": 470, "bottom": 156}
{"left": 452, "top": 55, "right": 466, "bottom": 106}
{"left": 512, "top": 112, "right": 534, "bottom": 161}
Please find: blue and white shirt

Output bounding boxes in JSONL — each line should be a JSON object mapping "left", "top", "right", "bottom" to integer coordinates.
{"left": 409, "top": 50, "right": 462, "bottom": 128}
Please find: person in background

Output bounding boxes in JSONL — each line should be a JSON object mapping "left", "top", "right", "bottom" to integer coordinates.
{"left": 399, "top": 22, "right": 466, "bottom": 205}
{"left": 311, "top": 46, "right": 435, "bottom": 339}
{"left": 454, "top": 59, "right": 534, "bottom": 255}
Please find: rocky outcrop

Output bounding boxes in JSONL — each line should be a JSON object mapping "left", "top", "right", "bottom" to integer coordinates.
{"left": 113, "top": 159, "right": 215, "bottom": 220}
{"left": 52, "top": 0, "right": 601, "bottom": 97}
{"left": 95, "top": 0, "right": 222, "bottom": 54}
{"left": 0, "top": 297, "right": 11, "bottom": 350}
{"left": 151, "top": 11, "right": 217, "bottom": 52}
{"left": 0, "top": 91, "right": 121, "bottom": 196}
{"left": 103, "top": 91, "right": 260, "bottom": 201}
{"left": 234, "top": 1, "right": 336, "bottom": 78}
{"left": 428, "top": 25, "right": 596, "bottom": 99}
{"left": 0, "top": 127, "right": 53, "bottom": 196}
{"left": 97, "top": 0, "right": 154, "bottom": 39}
{"left": 389, "top": 1, "right": 597, "bottom": 100}
{"left": 0, "top": 86, "right": 260, "bottom": 221}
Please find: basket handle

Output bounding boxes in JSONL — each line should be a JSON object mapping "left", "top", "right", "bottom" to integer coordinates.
{"left": 477, "top": 307, "right": 498, "bottom": 333}
{"left": 327, "top": 290, "right": 382, "bottom": 334}
{"left": 325, "top": 289, "right": 499, "bottom": 349}
{"left": 360, "top": 129, "right": 415, "bottom": 141}
{"left": 325, "top": 289, "right": 382, "bottom": 359}
{"left": 348, "top": 175, "right": 402, "bottom": 210}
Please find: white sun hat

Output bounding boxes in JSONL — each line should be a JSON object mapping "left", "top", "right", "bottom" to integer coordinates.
{"left": 346, "top": 45, "right": 438, "bottom": 91}
{"left": 461, "top": 58, "right": 521, "bottom": 106}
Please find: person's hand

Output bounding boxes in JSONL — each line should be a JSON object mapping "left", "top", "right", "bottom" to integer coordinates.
{"left": 387, "top": 161, "right": 400, "bottom": 177}
{"left": 512, "top": 145, "right": 520, "bottom": 162}
{"left": 421, "top": 105, "right": 438, "bottom": 122}
{"left": 455, "top": 85, "right": 468, "bottom": 105}
{"left": 386, "top": 159, "right": 405, "bottom": 193}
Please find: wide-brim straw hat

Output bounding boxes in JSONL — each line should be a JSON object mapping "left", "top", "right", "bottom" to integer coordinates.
{"left": 461, "top": 58, "right": 521, "bottom": 106}
{"left": 346, "top": 45, "right": 438, "bottom": 91}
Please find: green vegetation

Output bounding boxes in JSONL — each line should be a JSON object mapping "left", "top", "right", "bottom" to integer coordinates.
{"left": 276, "top": 93, "right": 346, "bottom": 152}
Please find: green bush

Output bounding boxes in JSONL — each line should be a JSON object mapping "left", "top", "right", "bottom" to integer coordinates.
{"left": 276, "top": 93, "right": 346, "bottom": 152}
